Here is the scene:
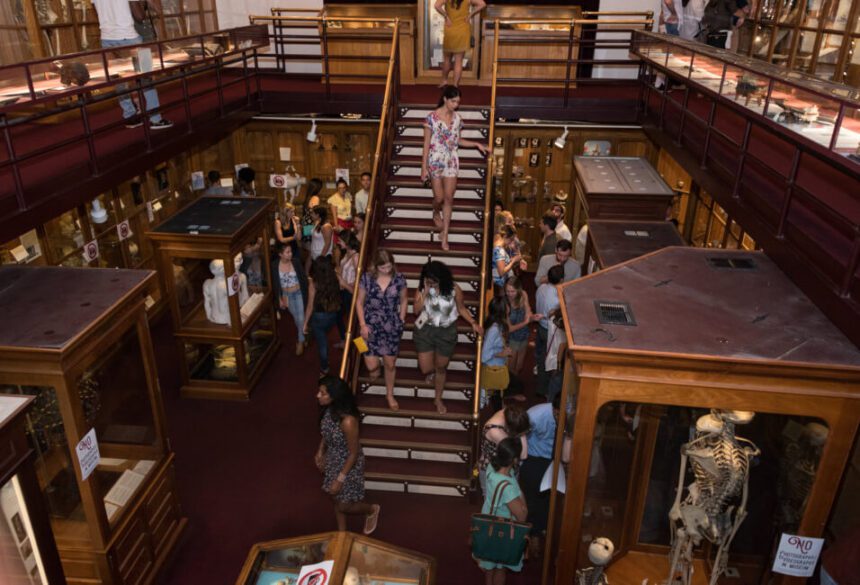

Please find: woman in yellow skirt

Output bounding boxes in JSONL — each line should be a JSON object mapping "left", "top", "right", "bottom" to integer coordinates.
{"left": 434, "top": 0, "right": 486, "bottom": 87}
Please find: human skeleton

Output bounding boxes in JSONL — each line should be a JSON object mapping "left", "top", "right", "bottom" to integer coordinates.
{"left": 667, "top": 410, "right": 760, "bottom": 585}
{"left": 576, "top": 537, "right": 614, "bottom": 585}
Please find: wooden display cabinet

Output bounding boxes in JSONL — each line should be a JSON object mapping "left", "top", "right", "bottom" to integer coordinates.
{"left": 490, "top": 128, "right": 655, "bottom": 263}
{"left": 480, "top": 5, "right": 582, "bottom": 87}
{"left": 572, "top": 156, "right": 675, "bottom": 232}
{"left": 236, "top": 531, "right": 436, "bottom": 585}
{"left": 547, "top": 247, "right": 860, "bottom": 585}
{"left": 322, "top": 4, "right": 416, "bottom": 83}
{"left": 0, "top": 265, "right": 186, "bottom": 585}
{"left": 0, "top": 395, "right": 66, "bottom": 585}
{"left": 147, "top": 196, "right": 279, "bottom": 401}
{"left": 583, "top": 219, "right": 685, "bottom": 274}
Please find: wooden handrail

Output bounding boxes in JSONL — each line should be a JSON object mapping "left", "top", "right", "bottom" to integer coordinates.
{"left": 470, "top": 19, "right": 502, "bottom": 482}
{"left": 250, "top": 15, "right": 399, "bottom": 24}
{"left": 338, "top": 20, "right": 400, "bottom": 380}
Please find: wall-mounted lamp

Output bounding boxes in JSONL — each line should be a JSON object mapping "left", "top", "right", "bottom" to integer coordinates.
{"left": 90, "top": 198, "right": 108, "bottom": 224}
{"left": 306, "top": 120, "right": 318, "bottom": 143}
{"left": 554, "top": 126, "right": 569, "bottom": 150}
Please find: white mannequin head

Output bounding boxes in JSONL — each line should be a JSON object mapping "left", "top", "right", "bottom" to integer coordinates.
{"left": 587, "top": 537, "right": 614, "bottom": 566}
{"left": 233, "top": 252, "right": 243, "bottom": 270}
{"left": 343, "top": 567, "right": 360, "bottom": 585}
{"left": 209, "top": 259, "right": 225, "bottom": 276}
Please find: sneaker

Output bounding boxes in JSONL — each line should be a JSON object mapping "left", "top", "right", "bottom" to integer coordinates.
{"left": 124, "top": 118, "right": 144, "bottom": 129}
{"left": 150, "top": 119, "right": 174, "bottom": 130}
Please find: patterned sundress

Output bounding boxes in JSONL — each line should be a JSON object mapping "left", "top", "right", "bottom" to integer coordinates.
{"left": 320, "top": 409, "right": 365, "bottom": 504}
{"left": 424, "top": 111, "right": 462, "bottom": 178}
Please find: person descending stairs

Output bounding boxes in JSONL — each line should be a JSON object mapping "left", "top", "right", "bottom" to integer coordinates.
{"left": 356, "top": 100, "right": 491, "bottom": 497}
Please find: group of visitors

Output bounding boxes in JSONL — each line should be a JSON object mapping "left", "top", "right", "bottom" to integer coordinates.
{"left": 660, "top": 0, "right": 752, "bottom": 49}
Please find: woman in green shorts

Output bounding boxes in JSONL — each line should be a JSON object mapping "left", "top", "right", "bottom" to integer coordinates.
{"left": 413, "top": 260, "right": 482, "bottom": 414}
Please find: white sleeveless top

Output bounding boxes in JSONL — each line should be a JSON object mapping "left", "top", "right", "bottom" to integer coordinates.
{"left": 423, "top": 291, "right": 459, "bottom": 328}
{"left": 310, "top": 228, "right": 326, "bottom": 259}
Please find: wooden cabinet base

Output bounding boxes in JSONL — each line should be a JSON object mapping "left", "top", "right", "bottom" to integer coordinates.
{"left": 58, "top": 459, "right": 188, "bottom": 585}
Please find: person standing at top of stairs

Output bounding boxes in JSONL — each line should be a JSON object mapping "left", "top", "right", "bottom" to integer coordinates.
{"left": 434, "top": 0, "right": 487, "bottom": 87}
{"left": 421, "top": 86, "right": 489, "bottom": 251}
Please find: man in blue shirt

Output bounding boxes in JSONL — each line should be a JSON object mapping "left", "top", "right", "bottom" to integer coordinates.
{"left": 522, "top": 394, "right": 561, "bottom": 557}
{"left": 534, "top": 264, "right": 563, "bottom": 396}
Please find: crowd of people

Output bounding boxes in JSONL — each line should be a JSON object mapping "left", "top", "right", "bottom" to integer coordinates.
{"left": 659, "top": 0, "right": 752, "bottom": 50}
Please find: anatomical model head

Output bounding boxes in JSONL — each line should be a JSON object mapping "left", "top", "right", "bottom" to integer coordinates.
{"left": 343, "top": 567, "right": 360, "bottom": 585}
{"left": 696, "top": 414, "right": 724, "bottom": 434}
{"left": 209, "top": 259, "right": 225, "bottom": 276}
{"left": 587, "top": 538, "right": 614, "bottom": 566}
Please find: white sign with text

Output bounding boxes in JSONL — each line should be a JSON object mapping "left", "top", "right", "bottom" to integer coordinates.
{"left": 75, "top": 428, "right": 100, "bottom": 481}
{"left": 772, "top": 533, "right": 824, "bottom": 577}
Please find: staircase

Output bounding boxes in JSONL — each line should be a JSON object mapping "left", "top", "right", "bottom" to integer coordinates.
{"left": 358, "top": 103, "right": 491, "bottom": 497}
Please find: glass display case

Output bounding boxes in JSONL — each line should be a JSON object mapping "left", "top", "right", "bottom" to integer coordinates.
{"left": 0, "top": 265, "right": 185, "bottom": 585}
{"left": 571, "top": 156, "right": 675, "bottom": 231}
{"left": 544, "top": 247, "right": 860, "bottom": 585}
{"left": 236, "top": 532, "right": 436, "bottom": 585}
{"left": 582, "top": 219, "right": 685, "bottom": 274}
{"left": 0, "top": 395, "right": 66, "bottom": 585}
{"left": 146, "top": 196, "right": 279, "bottom": 400}
{"left": 633, "top": 31, "right": 860, "bottom": 161}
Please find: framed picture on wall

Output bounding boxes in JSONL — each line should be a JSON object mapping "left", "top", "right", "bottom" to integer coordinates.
{"left": 529, "top": 153, "right": 540, "bottom": 167}
{"left": 517, "top": 137, "right": 528, "bottom": 148}
{"left": 530, "top": 137, "right": 541, "bottom": 148}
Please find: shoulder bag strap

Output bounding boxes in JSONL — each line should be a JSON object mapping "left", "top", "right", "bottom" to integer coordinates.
{"left": 488, "top": 480, "right": 510, "bottom": 515}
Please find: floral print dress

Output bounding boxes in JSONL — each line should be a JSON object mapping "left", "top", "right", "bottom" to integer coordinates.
{"left": 424, "top": 110, "right": 462, "bottom": 178}
{"left": 360, "top": 271, "right": 407, "bottom": 356}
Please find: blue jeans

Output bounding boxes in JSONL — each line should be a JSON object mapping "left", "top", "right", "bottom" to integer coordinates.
{"left": 100, "top": 36, "right": 162, "bottom": 122}
{"left": 310, "top": 311, "right": 339, "bottom": 372}
{"left": 284, "top": 290, "right": 305, "bottom": 343}
{"left": 664, "top": 22, "right": 680, "bottom": 35}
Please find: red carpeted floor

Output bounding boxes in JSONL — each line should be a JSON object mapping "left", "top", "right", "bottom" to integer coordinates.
{"left": 155, "top": 278, "right": 549, "bottom": 585}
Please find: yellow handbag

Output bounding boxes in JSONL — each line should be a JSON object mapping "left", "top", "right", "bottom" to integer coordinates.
{"left": 481, "top": 364, "right": 510, "bottom": 391}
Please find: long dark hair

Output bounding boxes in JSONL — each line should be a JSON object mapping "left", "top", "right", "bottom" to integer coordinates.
{"left": 484, "top": 295, "right": 509, "bottom": 339}
{"left": 491, "top": 437, "right": 521, "bottom": 471}
{"left": 313, "top": 204, "right": 329, "bottom": 232}
{"left": 437, "top": 85, "right": 461, "bottom": 107}
{"left": 319, "top": 375, "right": 360, "bottom": 422}
{"left": 310, "top": 257, "right": 341, "bottom": 312}
{"left": 305, "top": 178, "right": 323, "bottom": 202}
{"left": 418, "top": 260, "right": 454, "bottom": 297}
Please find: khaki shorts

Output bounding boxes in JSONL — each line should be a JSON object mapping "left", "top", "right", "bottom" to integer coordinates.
{"left": 413, "top": 322, "right": 458, "bottom": 358}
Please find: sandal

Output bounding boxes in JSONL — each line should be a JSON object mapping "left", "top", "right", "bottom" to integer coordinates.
{"left": 364, "top": 504, "right": 381, "bottom": 535}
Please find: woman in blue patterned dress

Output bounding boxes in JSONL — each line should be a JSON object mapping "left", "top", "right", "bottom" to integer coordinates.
{"left": 315, "top": 376, "right": 380, "bottom": 534}
{"left": 421, "top": 85, "right": 488, "bottom": 251}
{"left": 356, "top": 249, "right": 408, "bottom": 411}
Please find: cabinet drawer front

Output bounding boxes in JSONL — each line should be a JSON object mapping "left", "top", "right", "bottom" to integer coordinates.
{"left": 111, "top": 511, "right": 154, "bottom": 585}
{"left": 145, "top": 466, "right": 180, "bottom": 556}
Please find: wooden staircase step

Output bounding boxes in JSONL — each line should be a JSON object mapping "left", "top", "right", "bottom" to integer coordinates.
{"left": 392, "top": 156, "right": 487, "bottom": 170}
{"left": 365, "top": 458, "right": 471, "bottom": 483}
{"left": 397, "top": 118, "right": 488, "bottom": 130}
{"left": 364, "top": 470, "right": 470, "bottom": 496}
{"left": 385, "top": 196, "right": 484, "bottom": 211}
{"left": 381, "top": 240, "right": 482, "bottom": 256}
{"left": 361, "top": 366, "right": 475, "bottom": 387}
{"left": 362, "top": 424, "right": 472, "bottom": 448}
{"left": 360, "top": 393, "right": 472, "bottom": 417}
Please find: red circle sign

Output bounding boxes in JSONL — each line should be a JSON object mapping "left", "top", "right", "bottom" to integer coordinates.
{"left": 298, "top": 568, "right": 328, "bottom": 585}
{"left": 273, "top": 175, "right": 285, "bottom": 188}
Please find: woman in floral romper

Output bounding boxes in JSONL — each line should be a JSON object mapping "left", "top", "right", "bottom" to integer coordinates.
{"left": 356, "top": 249, "right": 408, "bottom": 411}
{"left": 422, "top": 85, "right": 489, "bottom": 251}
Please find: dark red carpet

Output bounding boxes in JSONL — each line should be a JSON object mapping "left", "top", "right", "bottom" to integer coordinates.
{"left": 155, "top": 283, "right": 547, "bottom": 585}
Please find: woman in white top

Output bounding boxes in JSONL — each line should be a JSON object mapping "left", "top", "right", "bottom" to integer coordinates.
{"left": 545, "top": 309, "right": 566, "bottom": 403}
{"left": 308, "top": 204, "right": 334, "bottom": 273}
{"left": 413, "top": 260, "right": 482, "bottom": 414}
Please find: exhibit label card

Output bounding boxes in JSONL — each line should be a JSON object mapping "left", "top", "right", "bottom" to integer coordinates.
{"left": 335, "top": 168, "right": 350, "bottom": 186}
{"left": 297, "top": 560, "right": 334, "bottom": 585}
{"left": 116, "top": 220, "right": 133, "bottom": 241}
{"left": 82, "top": 240, "right": 99, "bottom": 263}
{"left": 772, "top": 534, "right": 824, "bottom": 577}
{"left": 76, "top": 428, "right": 100, "bottom": 481}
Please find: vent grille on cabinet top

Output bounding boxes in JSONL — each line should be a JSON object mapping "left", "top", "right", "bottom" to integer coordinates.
{"left": 594, "top": 301, "right": 636, "bottom": 326}
{"left": 706, "top": 256, "right": 757, "bottom": 270}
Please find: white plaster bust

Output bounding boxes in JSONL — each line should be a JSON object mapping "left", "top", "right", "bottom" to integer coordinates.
{"left": 202, "top": 253, "right": 249, "bottom": 325}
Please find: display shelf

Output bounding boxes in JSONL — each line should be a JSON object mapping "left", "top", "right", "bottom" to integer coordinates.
{"left": 236, "top": 532, "right": 436, "bottom": 585}
{"left": 147, "top": 196, "right": 279, "bottom": 401}
{"left": 633, "top": 31, "right": 860, "bottom": 162}
{"left": 0, "top": 265, "right": 185, "bottom": 585}
{"left": 549, "top": 247, "right": 860, "bottom": 585}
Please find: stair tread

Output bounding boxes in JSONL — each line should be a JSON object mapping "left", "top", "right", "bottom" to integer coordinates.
{"left": 387, "top": 176, "right": 486, "bottom": 188}
{"left": 383, "top": 240, "right": 482, "bottom": 255}
{"left": 363, "top": 366, "right": 475, "bottom": 386}
{"left": 361, "top": 425, "right": 472, "bottom": 448}
{"left": 385, "top": 196, "right": 484, "bottom": 210}
{"left": 381, "top": 220, "right": 483, "bottom": 234}
{"left": 398, "top": 118, "right": 488, "bottom": 129}
{"left": 361, "top": 394, "right": 472, "bottom": 416}
{"left": 364, "top": 470, "right": 470, "bottom": 487}
{"left": 365, "top": 457, "right": 471, "bottom": 481}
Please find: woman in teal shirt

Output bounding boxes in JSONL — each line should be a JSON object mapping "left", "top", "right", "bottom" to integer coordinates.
{"left": 476, "top": 437, "right": 528, "bottom": 583}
